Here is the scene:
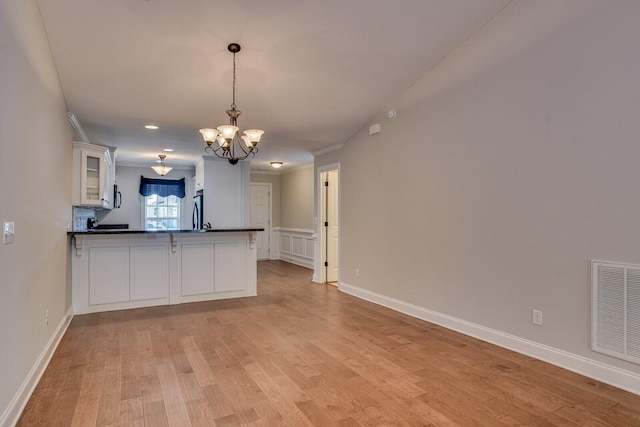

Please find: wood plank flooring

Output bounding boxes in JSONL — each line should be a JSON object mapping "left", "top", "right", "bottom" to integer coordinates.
{"left": 18, "top": 261, "right": 640, "bottom": 426}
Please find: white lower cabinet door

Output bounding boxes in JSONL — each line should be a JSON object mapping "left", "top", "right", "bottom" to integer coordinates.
{"left": 181, "top": 243, "right": 215, "bottom": 296}
{"left": 89, "top": 246, "right": 130, "bottom": 305}
{"left": 215, "top": 242, "right": 246, "bottom": 293}
{"left": 130, "top": 245, "right": 169, "bottom": 301}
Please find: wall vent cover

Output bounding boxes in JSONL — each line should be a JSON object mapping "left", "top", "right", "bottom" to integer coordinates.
{"left": 592, "top": 260, "right": 640, "bottom": 365}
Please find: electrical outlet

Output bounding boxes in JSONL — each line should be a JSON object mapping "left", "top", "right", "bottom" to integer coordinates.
{"left": 532, "top": 309, "right": 543, "bottom": 326}
{"left": 45, "top": 310, "right": 49, "bottom": 326}
{"left": 355, "top": 268, "right": 360, "bottom": 278}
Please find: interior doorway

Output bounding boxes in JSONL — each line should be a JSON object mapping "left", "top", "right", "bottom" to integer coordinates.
{"left": 249, "top": 183, "right": 272, "bottom": 260}
{"left": 318, "top": 165, "right": 339, "bottom": 284}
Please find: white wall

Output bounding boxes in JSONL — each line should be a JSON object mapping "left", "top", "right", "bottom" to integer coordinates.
{"left": 0, "top": 0, "right": 73, "bottom": 422}
{"left": 99, "top": 165, "right": 195, "bottom": 230}
{"left": 316, "top": 0, "right": 640, "bottom": 378}
{"left": 202, "top": 158, "right": 250, "bottom": 228}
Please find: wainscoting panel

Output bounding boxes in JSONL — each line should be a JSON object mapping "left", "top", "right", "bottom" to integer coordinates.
{"left": 276, "top": 228, "right": 315, "bottom": 269}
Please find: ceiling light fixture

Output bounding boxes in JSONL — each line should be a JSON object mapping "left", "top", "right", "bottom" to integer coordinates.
{"left": 151, "top": 154, "right": 173, "bottom": 176}
{"left": 270, "top": 162, "right": 283, "bottom": 169}
{"left": 145, "top": 125, "right": 159, "bottom": 130}
{"left": 199, "top": 43, "right": 264, "bottom": 165}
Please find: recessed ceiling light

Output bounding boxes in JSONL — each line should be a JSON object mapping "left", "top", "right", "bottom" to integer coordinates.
{"left": 163, "top": 148, "right": 174, "bottom": 152}
{"left": 145, "top": 125, "right": 159, "bottom": 130}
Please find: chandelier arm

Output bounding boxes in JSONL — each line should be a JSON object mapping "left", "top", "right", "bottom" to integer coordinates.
{"left": 231, "top": 137, "right": 252, "bottom": 159}
{"left": 234, "top": 136, "right": 251, "bottom": 156}
{"left": 205, "top": 145, "right": 229, "bottom": 159}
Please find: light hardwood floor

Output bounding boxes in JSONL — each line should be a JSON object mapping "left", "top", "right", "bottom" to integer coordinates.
{"left": 18, "top": 261, "right": 640, "bottom": 426}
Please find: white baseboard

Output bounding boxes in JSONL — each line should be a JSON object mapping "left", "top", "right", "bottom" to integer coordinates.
{"left": 339, "top": 282, "right": 640, "bottom": 396}
{"left": 280, "top": 255, "right": 314, "bottom": 270}
{"left": 0, "top": 307, "right": 73, "bottom": 427}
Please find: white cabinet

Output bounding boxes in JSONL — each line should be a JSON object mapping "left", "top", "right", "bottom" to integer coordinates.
{"left": 214, "top": 242, "right": 247, "bottom": 292}
{"left": 72, "top": 142, "right": 112, "bottom": 208}
{"left": 181, "top": 243, "right": 215, "bottom": 296}
{"left": 73, "top": 235, "right": 171, "bottom": 313}
{"left": 87, "top": 244, "right": 169, "bottom": 306}
{"left": 130, "top": 245, "right": 169, "bottom": 300}
{"left": 71, "top": 231, "right": 258, "bottom": 314}
{"left": 180, "top": 241, "right": 246, "bottom": 296}
{"left": 88, "top": 246, "right": 130, "bottom": 305}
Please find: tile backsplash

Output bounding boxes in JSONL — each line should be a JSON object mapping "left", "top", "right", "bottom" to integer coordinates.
{"left": 73, "top": 207, "right": 96, "bottom": 231}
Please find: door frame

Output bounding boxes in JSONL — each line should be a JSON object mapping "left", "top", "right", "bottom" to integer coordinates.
{"left": 249, "top": 182, "right": 272, "bottom": 260}
{"left": 314, "top": 162, "right": 340, "bottom": 284}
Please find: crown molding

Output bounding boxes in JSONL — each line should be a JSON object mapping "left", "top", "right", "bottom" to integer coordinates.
{"left": 311, "top": 143, "right": 344, "bottom": 157}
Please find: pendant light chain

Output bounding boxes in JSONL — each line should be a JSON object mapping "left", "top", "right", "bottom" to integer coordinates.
{"left": 231, "top": 51, "right": 237, "bottom": 110}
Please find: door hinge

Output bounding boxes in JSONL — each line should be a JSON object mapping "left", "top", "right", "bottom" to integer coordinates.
{"left": 324, "top": 181, "right": 329, "bottom": 187}
{"left": 324, "top": 261, "right": 328, "bottom": 267}
{"left": 324, "top": 221, "right": 328, "bottom": 227}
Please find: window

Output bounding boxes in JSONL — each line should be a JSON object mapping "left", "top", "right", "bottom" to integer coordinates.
{"left": 139, "top": 176, "right": 185, "bottom": 231}
{"left": 145, "top": 194, "right": 180, "bottom": 230}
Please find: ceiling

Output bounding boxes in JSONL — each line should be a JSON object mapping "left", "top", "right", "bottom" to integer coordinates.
{"left": 36, "top": 0, "right": 510, "bottom": 172}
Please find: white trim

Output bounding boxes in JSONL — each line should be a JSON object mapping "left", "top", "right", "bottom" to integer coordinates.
{"left": 68, "top": 113, "right": 90, "bottom": 144}
{"left": 0, "top": 307, "right": 74, "bottom": 427}
{"left": 273, "top": 227, "right": 314, "bottom": 234}
{"left": 312, "top": 143, "right": 344, "bottom": 156}
{"left": 314, "top": 163, "right": 340, "bottom": 284}
{"left": 339, "top": 282, "right": 640, "bottom": 396}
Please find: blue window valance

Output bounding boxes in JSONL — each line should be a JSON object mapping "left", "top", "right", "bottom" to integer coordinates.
{"left": 139, "top": 176, "right": 186, "bottom": 198}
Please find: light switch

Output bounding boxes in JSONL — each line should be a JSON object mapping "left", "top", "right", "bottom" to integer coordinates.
{"left": 3, "top": 222, "right": 15, "bottom": 244}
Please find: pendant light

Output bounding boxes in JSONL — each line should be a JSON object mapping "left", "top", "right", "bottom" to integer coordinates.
{"left": 151, "top": 154, "right": 173, "bottom": 176}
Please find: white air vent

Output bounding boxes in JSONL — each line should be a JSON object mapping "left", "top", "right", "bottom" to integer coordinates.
{"left": 592, "top": 260, "right": 640, "bottom": 365}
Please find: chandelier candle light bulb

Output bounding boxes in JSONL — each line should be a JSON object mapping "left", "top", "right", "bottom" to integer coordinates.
{"left": 198, "top": 43, "right": 264, "bottom": 165}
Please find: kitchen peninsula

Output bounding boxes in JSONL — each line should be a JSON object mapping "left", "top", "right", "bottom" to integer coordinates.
{"left": 68, "top": 228, "right": 263, "bottom": 314}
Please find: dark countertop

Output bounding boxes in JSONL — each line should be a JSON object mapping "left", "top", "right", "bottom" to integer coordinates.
{"left": 68, "top": 228, "right": 264, "bottom": 236}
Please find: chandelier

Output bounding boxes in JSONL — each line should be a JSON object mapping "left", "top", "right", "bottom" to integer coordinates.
{"left": 199, "top": 43, "right": 264, "bottom": 165}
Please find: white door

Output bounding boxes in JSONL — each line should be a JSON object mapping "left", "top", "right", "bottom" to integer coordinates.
{"left": 250, "top": 183, "right": 271, "bottom": 260}
{"left": 326, "top": 170, "right": 339, "bottom": 282}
